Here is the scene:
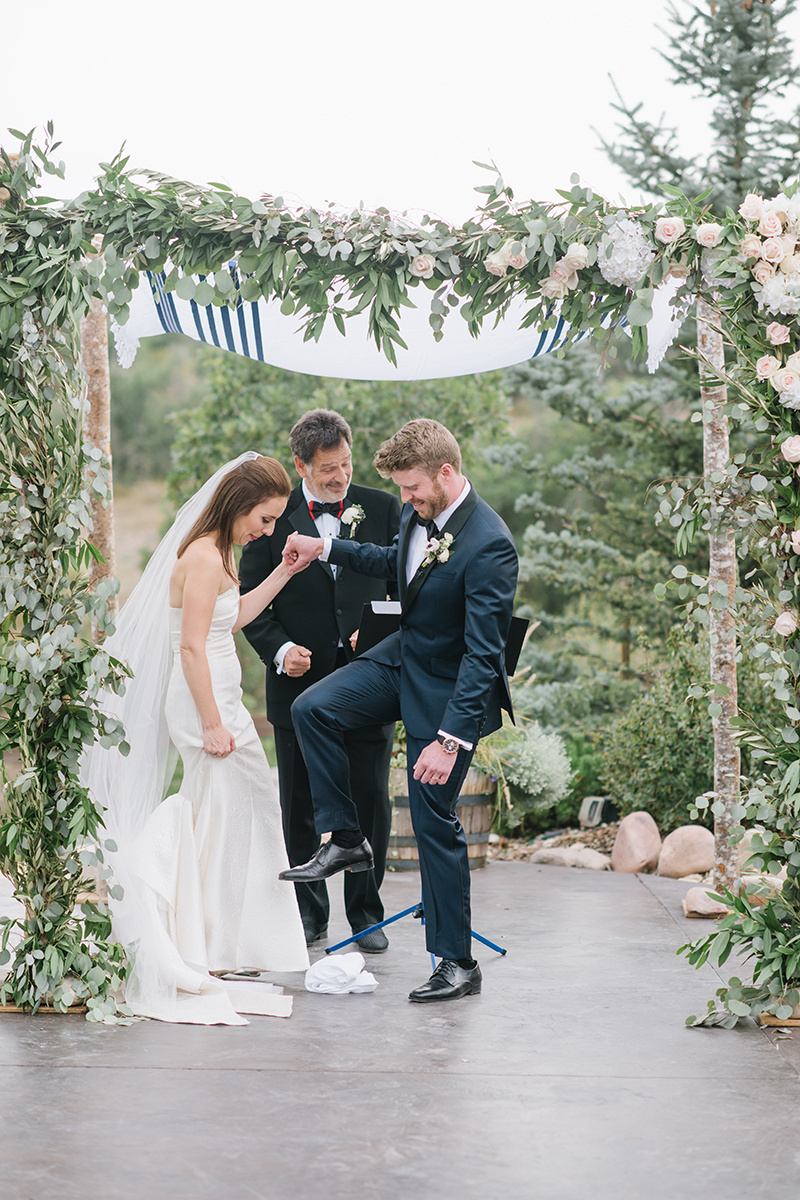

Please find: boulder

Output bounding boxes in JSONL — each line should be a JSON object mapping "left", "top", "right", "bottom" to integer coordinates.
{"left": 610, "top": 812, "right": 662, "bottom": 873}
{"left": 529, "top": 845, "right": 611, "bottom": 871}
{"left": 682, "top": 886, "right": 730, "bottom": 918}
{"left": 657, "top": 825, "right": 715, "bottom": 879}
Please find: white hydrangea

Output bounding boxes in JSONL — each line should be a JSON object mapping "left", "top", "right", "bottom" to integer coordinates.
{"left": 780, "top": 387, "right": 800, "bottom": 411}
{"left": 597, "top": 218, "right": 656, "bottom": 290}
{"left": 757, "top": 273, "right": 800, "bottom": 317}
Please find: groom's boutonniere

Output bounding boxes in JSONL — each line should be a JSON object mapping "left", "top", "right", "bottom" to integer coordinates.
{"left": 421, "top": 532, "right": 454, "bottom": 567}
{"left": 340, "top": 502, "right": 366, "bottom": 538}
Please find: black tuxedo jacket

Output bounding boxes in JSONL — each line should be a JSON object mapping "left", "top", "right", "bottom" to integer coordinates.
{"left": 239, "top": 481, "right": 401, "bottom": 729}
{"left": 327, "top": 487, "right": 518, "bottom": 745}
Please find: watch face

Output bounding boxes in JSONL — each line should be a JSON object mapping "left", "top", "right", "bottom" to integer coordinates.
{"left": 441, "top": 737, "right": 459, "bottom": 754}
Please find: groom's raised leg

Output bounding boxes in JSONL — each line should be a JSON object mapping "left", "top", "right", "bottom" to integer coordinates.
{"left": 279, "top": 659, "right": 400, "bottom": 883}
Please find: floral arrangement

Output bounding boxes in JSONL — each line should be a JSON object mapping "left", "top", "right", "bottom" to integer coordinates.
{"left": 340, "top": 502, "right": 365, "bottom": 538}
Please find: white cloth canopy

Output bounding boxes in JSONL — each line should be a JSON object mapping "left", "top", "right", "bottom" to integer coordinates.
{"left": 111, "top": 269, "right": 681, "bottom": 378}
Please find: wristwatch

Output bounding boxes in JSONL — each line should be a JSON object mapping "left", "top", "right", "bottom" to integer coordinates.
{"left": 437, "top": 735, "right": 460, "bottom": 755}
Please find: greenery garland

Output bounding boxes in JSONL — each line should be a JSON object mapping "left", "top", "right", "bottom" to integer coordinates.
{"left": 2, "top": 123, "right": 800, "bottom": 1021}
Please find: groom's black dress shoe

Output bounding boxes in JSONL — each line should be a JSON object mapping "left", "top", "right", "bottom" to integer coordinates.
{"left": 279, "top": 838, "right": 374, "bottom": 882}
{"left": 408, "top": 959, "right": 482, "bottom": 1003}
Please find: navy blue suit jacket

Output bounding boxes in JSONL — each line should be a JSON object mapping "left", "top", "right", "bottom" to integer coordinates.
{"left": 328, "top": 487, "right": 518, "bottom": 745}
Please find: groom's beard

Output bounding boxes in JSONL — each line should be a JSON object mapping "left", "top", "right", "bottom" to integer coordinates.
{"left": 412, "top": 479, "right": 449, "bottom": 523}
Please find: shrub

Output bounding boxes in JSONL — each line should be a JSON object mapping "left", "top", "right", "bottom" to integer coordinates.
{"left": 597, "top": 669, "right": 713, "bottom": 835}
{"left": 597, "top": 630, "right": 782, "bottom": 835}
{"left": 496, "top": 722, "right": 574, "bottom": 836}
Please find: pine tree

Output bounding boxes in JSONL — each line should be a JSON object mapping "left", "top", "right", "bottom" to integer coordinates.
{"left": 599, "top": 0, "right": 800, "bottom": 214}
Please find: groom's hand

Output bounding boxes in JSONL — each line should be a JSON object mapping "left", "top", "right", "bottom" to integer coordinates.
{"left": 282, "top": 532, "right": 324, "bottom": 571}
{"left": 413, "top": 741, "right": 457, "bottom": 787}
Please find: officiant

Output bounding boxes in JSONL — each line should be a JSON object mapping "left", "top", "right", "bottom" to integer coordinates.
{"left": 239, "top": 409, "right": 400, "bottom": 951}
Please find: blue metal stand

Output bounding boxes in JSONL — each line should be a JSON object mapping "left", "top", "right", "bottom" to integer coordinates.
{"left": 326, "top": 900, "right": 507, "bottom": 967}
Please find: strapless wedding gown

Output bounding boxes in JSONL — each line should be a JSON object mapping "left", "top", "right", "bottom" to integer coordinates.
{"left": 126, "top": 588, "right": 308, "bottom": 1024}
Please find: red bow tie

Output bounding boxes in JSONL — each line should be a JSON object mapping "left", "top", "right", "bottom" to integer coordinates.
{"left": 309, "top": 499, "right": 344, "bottom": 520}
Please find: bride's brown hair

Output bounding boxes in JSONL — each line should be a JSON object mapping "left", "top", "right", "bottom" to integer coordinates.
{"left": 177, "top": 456, "right": 291, "bottom": 576}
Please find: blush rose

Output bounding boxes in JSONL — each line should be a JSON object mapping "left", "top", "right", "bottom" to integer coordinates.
{"left": 655, "top": 216, "right": 686, "bottom": 244}
{"left": 774, "top": 611, "right": 798, "bottom": 637}
{"left": 780, "top": 435, "right": 800, "bottom": 462}
{"left": 739, "top": 194, "right": 765, "bottom": 221}
{"left": 767, "top": 323, "right": 791, "bottom": 346}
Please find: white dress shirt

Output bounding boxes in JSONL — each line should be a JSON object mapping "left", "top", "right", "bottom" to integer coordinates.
{"left": 274, "top": 483, "right": 344, "bottom": 674}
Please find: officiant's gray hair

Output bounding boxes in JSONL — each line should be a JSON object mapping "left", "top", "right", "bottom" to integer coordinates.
{"left": 374, "top": 419, "right": 461, "bottom": 478}
{"left": 290, "top": 408, "right": 352, "bottom": 464}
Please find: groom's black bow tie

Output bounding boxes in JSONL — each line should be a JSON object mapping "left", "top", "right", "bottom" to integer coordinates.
{"left": 309, "top": 499, "right": 345, "bottom": 520}
{"left": 414, "top": 512, "right": 439, "bottom": 539}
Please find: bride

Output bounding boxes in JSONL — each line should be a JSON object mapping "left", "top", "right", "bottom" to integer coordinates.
{"left": 83, "top": 452, "right": 310, "bottom": 1025}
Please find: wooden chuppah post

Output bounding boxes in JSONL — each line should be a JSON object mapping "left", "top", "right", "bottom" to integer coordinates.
{"left": 697, "top": 297, "right": 740, "bottom": 893}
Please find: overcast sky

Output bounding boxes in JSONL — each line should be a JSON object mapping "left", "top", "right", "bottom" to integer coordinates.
{"left": 5, "top": 0, "right": 800, "bottom": 222}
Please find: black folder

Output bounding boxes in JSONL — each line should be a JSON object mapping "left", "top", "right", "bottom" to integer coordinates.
{"left": 354, "top": 601, "right": 530, "bottom": 674}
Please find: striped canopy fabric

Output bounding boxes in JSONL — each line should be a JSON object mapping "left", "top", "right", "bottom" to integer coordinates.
{"left": 111, "top": 267, "right": 607, "bottom": 381}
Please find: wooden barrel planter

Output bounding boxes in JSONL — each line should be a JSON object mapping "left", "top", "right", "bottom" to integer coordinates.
{"left": 387, "top": 766, "right": 495, "bottom": 871}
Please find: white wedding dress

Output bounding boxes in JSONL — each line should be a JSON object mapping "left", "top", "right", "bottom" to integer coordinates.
{"left": 111, "top": 589, "right": 308, "bottom": 1025}
{"left": 83, "top": 453, "right": 309, "bottom": 1025}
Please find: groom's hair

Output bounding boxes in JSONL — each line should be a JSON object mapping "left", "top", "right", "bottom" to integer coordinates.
{"left": 373, "top": 419, "right": 461, "bottom": 478}
{"left": 290, "top": 409, "right": 352, "bottom": 464}
{"left": 178, "top": 456, "right": 291, "bottom": 576}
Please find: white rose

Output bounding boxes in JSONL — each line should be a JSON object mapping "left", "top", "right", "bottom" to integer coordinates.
{"left": 774, "top": 367, "right": 800, "bottom": 393}
{"left": 655, "top": 216, "right": 686, "bottom": 244}
{"left": 501, "top": 239, "right": 528, "bottom": 270}
{"left": 755, "top": 354, "right": 782, "bottom": 380}
{"left": 540, "top": 274, "right": 568, "bottom": 299}
{"left": 694, "top": 223, "right": 724, "bottom": 248}
{"left": 786, "top": 352, "right": 800, "bottom": 372}
{"left": 409, "top": 254, "right": 436, "bottom": 279}
{"left": 780, "top": 435, "right": 800, "bottom": 462}
{"left": 551, "top": 261, "right": 579, "bottom": 290}
{"left": 484, "top": 250, "right": 508, "bottom": 277}
{"left": 774, "top": 611, "right": 798, "bottom": 636}
{"left": 438, "top": 548, "right": 450, "bottom": 562}
{"left": 767, "top": 322, "right": 792, "bottom": 346}
{"left": 761, "top": 237, "right": 787, "bottom": 264}
{"left": 759, "top": 212, "right": 784, "bottom": 238}
{"left": 740, "top": 234, "right": 763, "bottom": 259}
{"left": 780, "top": 255, "right": 800, "bottom": 276}
{"left": 790, "top": 530, "right": 800, "bottom": 554}
{"left": 739, "top": 194, "right": 765, "bottom": 221}
{"left": 563, "top": 242, "right": 589, "bottom": 270}
{"left": 753, "top": 261, "right": 776, "bottom": 285}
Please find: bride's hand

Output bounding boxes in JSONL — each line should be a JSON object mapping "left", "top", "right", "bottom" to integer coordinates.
{"left": 204, "top": 724, "right": 236, "bottom": 758}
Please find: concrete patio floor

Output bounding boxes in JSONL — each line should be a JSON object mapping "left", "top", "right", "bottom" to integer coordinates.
{"left": 1, "top": 861, "right": 798, "bottom": 1200}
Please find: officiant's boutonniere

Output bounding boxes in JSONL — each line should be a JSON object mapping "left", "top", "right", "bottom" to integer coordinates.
{"left": 340, "top": 502, "right": 366, "bottom": 538}
{"left": 422, "top": 532, "right": 454, "bottom": 566}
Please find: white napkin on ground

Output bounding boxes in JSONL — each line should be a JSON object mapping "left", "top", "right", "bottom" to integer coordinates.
{"left": 304, "top": 951, "right": 378, "bottom": 994}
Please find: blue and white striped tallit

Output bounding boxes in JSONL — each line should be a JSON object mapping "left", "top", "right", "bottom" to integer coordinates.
{"left": 111, "top": 267, "right": 631, "bottom": 380}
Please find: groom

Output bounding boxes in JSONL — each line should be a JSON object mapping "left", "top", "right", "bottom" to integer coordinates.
{"left": 280, "top": 419, "right": 518, "bottom": 1002}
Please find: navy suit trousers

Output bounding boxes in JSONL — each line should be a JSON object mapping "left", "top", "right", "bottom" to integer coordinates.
{"left": 291, "top": 658, "right": 473, "bottom": 960}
